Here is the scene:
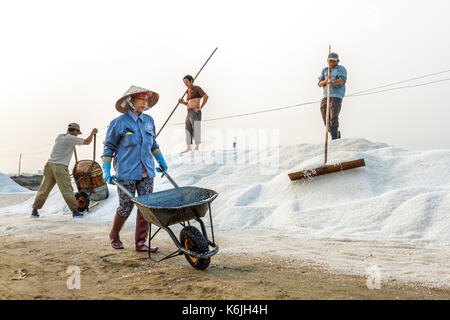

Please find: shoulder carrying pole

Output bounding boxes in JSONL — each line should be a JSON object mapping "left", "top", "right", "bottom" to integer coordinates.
{"left": 324, "top": 45, "right": 332, "bottom": 164}
{"left": 93, "top": 134, "right": 96, "bottom": 162}
{"left": 156, "top": 47, "right": 218, "bottom": 137}
{"left": 86, "top": 133, "right": 97, "bottom": 196}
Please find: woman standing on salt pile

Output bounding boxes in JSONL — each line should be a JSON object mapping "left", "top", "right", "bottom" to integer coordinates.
{"left": 102, "top": 86, "right": 168, "bottom": 252}
{"left": 178, "top": 75, "right": 209, "bottom": 153}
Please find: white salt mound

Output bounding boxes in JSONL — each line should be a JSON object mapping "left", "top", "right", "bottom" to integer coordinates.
{"left": 1, "top": 138, "right": 449, "bottom": 246}
{"left": 2, "top": 138, "right": 450, "bottom": 288}
{"left": 0, "top": 173, "right": 31, "bottom": 193}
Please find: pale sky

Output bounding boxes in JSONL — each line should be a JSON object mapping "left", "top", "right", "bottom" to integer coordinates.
{"left": 1, "top": 0, "right": 450, "bottom": 174}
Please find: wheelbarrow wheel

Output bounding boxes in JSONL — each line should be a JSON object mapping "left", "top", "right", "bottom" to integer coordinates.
{"left": 75, "top": 192, "right": 89, "bottom": 212}
{"left": 180, "top": 226, "right": 210, "bottom": 270}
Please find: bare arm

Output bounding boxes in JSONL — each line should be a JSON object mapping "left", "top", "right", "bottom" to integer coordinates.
{"left": 318, "top": 76, "right": 345, "bottom": 87}
{"left": 200, "top": 94, "right": 209, "bottom": 109}
{"left": 178, "top": 88, "right": 190, "bottom": 106}
{"left": 83, "top": 128, "right": 98, "bottom": 145}
{"left": 318, "top": 76, "right": 330, "bottom": 87}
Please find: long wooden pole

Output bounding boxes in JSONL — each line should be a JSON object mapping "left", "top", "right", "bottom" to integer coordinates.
{"left": 156, "top": 47, "right": 218, "bottom": 137}
{"left": 18, "top": 153, "right": 22, "bottom": 176}
{"left": 93, "top": 134, "right": 96, "bottom": 162}
{"left": 324, "top": 45, "right": 332, "bottom": 164}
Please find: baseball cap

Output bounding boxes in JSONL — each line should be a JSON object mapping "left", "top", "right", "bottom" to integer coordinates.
{"left": 68, "top": 123, "right": 82, "bottom": 134}
{"left": 328, "top": 52, "right": 339, "bottom": 61}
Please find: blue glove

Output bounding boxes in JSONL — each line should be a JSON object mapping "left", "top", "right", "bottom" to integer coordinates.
{"left": 102, "top": 162, "right": 114, "bottom": 185}
{"left": 154, "top": 153, "right": 168, "bottom": 177}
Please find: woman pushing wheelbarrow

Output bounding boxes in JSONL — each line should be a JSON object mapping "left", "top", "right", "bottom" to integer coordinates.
{"left": 102, "top": 85, "right": 168, "bottom": 253}
{"left": 101, "top": 85, "right": 219, "bottom": 270}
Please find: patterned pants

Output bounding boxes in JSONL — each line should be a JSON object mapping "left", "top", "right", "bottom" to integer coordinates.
{"left": 116, "top": 177, "right": 154, "bottom": 218}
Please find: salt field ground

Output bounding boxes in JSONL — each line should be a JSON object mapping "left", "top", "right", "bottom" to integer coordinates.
{"left": 1, "top": 138, "right": 449, "bottom": 298}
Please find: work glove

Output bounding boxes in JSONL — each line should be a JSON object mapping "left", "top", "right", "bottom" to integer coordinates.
{"left": 102, "top": 162, "right": 116, "bottom": 185}
{"left": 154, "top": 153, "right": 168, "bottom": 177}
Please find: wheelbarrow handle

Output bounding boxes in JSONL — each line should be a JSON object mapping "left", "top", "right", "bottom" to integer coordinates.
{"left": 160, "top": 167, "right": 179, "bottom": 189}
{"left": 112, "top": 169, "right": 179, "bottom": 195}
{"left": 111, "top": 177, "right": 135, "bottom": 200}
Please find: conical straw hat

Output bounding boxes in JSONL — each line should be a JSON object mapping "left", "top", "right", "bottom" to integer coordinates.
{"left": 115, "top": 85, "right": 159, "bottom": 113}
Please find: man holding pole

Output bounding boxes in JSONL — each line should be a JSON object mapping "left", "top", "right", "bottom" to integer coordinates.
{"left": 288, "top": 50, "right": 365, "bottom": 181}
{"left": 178, "top": 75, "right": 209, "bottom": 153}
{"left": 31, "top": 123, "right": 98, "bottom": 218}
{"left": 317, "top": 52, "right": 347, "bottom": 140}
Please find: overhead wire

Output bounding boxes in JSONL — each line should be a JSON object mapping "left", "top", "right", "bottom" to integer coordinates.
{"left": 348, "top": 78, "right": 450, "bottom": 97}
{"left": 162, "top": 69, "right": 450, "bottom": 128}
{"left": 348, "top": 69, "right": 450, "bottom": 96}
{"left": 1, "top": 69, "right": 449, "bottom": 155}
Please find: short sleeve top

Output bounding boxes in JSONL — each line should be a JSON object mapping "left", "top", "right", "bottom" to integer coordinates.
{"left": 187, "top": 85, "right": 206, "bottom": 100}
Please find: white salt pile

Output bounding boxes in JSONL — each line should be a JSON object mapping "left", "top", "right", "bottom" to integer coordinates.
{"left": 0, "top": 173, "right": 32, "bottom": 193}
{"left": 2, "top": 138, "right": 449, "bottom": 287}
{"left": 2, "top": 138, "right": 449, "bottom": 245}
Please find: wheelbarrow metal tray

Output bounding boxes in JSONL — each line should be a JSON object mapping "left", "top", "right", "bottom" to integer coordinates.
{"left": 132, "top": 186, "right": 218, "bottom": 227}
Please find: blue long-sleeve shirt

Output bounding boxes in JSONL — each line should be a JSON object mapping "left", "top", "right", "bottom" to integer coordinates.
{"left": 318, "top": 65, "right": 347, "bottom": 99}
{"left": 102, "top": 110, "right": 160, "bottom": 180}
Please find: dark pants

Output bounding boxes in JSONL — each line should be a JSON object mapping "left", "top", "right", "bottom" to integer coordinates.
{"left": 320, "top": 97, "right": 342, "bottom": 139}
{"left": 185, "top": 109, "right": 202, "bottom": 145}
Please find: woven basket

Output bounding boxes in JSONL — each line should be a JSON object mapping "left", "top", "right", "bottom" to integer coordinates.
{"left": 72, "top": 160, "right": 109, "bottom": 201}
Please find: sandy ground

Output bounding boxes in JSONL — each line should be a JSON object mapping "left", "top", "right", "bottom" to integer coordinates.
{"left": 0, "top": 194, "right": 449, "bottom": 300}
{"left": 0, "top": 193, "right": 35, "bottom": 208}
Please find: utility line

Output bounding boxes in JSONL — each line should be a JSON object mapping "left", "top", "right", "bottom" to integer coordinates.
{"left": 349, "top": 69, "right": 450, "bottom": 96}
{"left": 1, "top": 69, "right": 449, "bottom": 154}
{"left": 348, "top": 78, "right": 450, "bottom": 97}
{"left": 0, "top": 126, "right": 109, "bottom": 156}
{"left": 164, "top": 72, "right": 450, "bottom": 127}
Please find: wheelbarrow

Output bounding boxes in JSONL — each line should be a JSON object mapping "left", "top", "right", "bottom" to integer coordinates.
{"left": 112, "top": 169, "right": 219, "bottom": 270}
